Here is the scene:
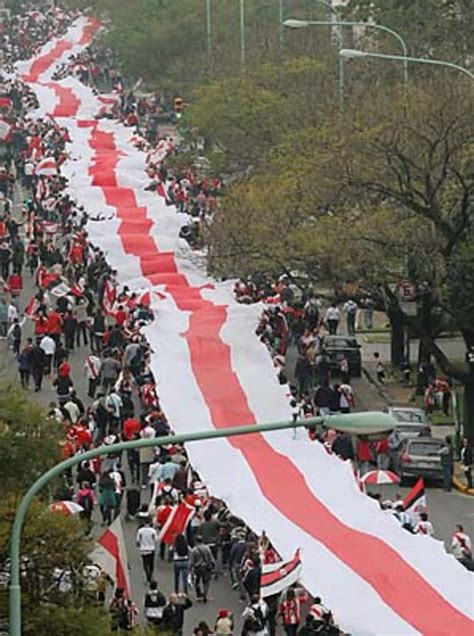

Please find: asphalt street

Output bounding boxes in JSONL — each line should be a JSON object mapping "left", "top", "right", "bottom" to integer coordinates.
{"left": 2, "top": 197, "right": 472, "bottom": 634}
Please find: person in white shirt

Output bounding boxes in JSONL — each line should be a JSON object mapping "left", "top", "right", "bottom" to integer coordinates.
{"left": 339, "top": 382, "right": 354, "bottom": 413}
{"left": 84, "top": 353, "right": 101, "bottom": 399}
{"left": 324, "top": 303, "right": 340, "bottom": 335}
{"left": 7, "top": 301, "right": 18, "bottom": 325}
{"left": 40, "top": 334, "right": 56, "bottom": 376}
{"left": 136, "top": 520, "right": 158, "bottom": 583}
{"left": 451, "top": 524, "right": 472, "bottom": 564}
{"left": 343, "top": 299, "right": 358, "bottom": 335}
{"left": 415, "top": 512, "right": 434, "bottom": 536}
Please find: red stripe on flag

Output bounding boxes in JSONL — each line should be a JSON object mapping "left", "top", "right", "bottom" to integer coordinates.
{"left": 159, "top": 502, "right": 194, "bottom": 546}
{"left": 261, "top": 552, "right": 301, "bottom": 588}
{"left": 98, "top": 528, "right": 129, "bottom": 596}
{"left": 68, "top": 119, "right": 470, "bottom": 634}
{"left": 403, "top": 478, "right": 425, "bottom": 511}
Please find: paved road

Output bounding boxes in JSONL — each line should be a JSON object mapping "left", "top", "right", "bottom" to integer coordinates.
{"left": 4, "top": 195, "right": 472, "bottom": 634}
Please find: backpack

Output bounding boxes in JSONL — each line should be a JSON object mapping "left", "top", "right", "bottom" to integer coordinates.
{"left": 251, "top": 605, "right": 266, "bottom": 631}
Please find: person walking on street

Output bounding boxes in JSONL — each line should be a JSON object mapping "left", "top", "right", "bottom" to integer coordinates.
{"left": 343, "top": 298, "right": 358, "bottom": 336}
{"left": 18, "top": 339, "right": 33, "bottom": 389}
{"left": 136, "top": 519, "right": 158, "bottom": 584}
{"left": 173, "top": 533, "right": 190, "bottom": 595}
{"left": 461, "top": 437, "right": 473, "bottom": 490}
{"left": 279, "top": 588, "right": 308, "bottom": 636}
{"left": 242, "top": 594, "right": 269, "bottom": 636}
{"left": 451, "top": 524, "right": 473, "bottom": 570}
{"left": 415, "top": 512, "right": 434, "bottom": 536}
{"left": 84, "top": 352, "right": 101, "bottom": 398}
{"left": 438, "top": 436, "right": 454, "bottom": 492}
{"left": 324, "top": 303, "right": 340, "bottom": 335}
{"left": 39, "top": 333, "right": 56, "bottom": 376}
{"left": 98, "top": 470, "right": 116, "bottom": 526}
{"left": 144, "top": 580, "right": 166, "bottom": 627}
{"left": 0, "top": 298, "right": 8, "bottom": 338}
{"left": 189, "top": 535, "right": 215, "bottom": 603}
{"left": 30, "top": 341, "right": 46, "bottom": 392}
{"left": 162, "top": 592, "right": 193, "bottom": 636}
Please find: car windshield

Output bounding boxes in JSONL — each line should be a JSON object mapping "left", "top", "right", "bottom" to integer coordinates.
{"left": 324, "top": 338, "right": 357, "bottom": 349}
{"left": 393, "top": 410, "right": 425, "bottom": 423}
{"left": 408, "top": 442, "right": 443, "bottom": 456}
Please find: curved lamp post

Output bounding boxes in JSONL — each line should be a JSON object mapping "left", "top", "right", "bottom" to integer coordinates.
{"left": 339, "top": 48, "right": 474, "bottom": 81}
{"left": 284, "top": 18, "right": 409, "bottom": 105}
{"left": 9, "top": 411, "right": 395, "bottom": 635}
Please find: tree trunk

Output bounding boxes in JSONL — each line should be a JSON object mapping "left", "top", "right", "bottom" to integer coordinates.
{"left": 463, "top": 375, "right": 474, "bottom": 447}
{"left": 389, "top": 311, "right": 404, "bottom": 368}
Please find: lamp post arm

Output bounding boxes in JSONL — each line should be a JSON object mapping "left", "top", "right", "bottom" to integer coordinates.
{"left": 353, "top": 50, "right": 474, "bottom": 80}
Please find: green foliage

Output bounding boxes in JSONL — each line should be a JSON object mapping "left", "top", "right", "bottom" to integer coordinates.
{"left": 0, "top": 387, "right": 108, "bottom": 634}
{"left": 23, "top": 605, "right": 113, "bottom": 636}
{"left": 344, "top": 0, "right": 474, "bottom": 62}
{"left": 0, "top": 385, "right": 63, "bottom": 494}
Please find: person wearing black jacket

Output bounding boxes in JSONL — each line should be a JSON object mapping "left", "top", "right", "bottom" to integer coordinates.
{"left": 461, "top": 437, "right": 473, "bottom": 489}
{"left": 63, "top": 310, "right": 77, "bottom": 351}
{"left": 30, "top": 342, "right": 46, "bottom": 391}
{"left": 144, "top": 580, "right": 166, "bottom": 627}
{"left": 162, "top": 592, "right": 192, "bottom": 635}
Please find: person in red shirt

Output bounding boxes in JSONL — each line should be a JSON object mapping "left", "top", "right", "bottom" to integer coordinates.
{"left": 279, "top": 588, "right": 308, "bottom": 635}
{"left": 7, "top": 272, "right": 22, "bottom": 297}
{"left": 376, "top": 437, "right": 390, "bottom": 470}
{"left": 357, "top": 437, "right": 373, "bottom": 476}
{"left": 114, "top": 305, "right": 128, "bottom": 327}
{"left": 58, "top": 359, "right": 71, "bottom": 378}
{"left": 123, "top": 417, "right": 141, "bottom": 441}
{"left": 46, "top": 309, "right": 63, "bottom": 343}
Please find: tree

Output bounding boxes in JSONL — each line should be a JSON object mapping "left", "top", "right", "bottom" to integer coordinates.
{"left": 344, "top": 0, "right": 474, "bottom": 63}
{"left": 0, "top": 387, "right": 113, "bottom": 634}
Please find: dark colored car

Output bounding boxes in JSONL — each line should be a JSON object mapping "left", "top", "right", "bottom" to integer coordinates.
{"left": 393, "top": 437, "right": 444, "bottom": 485}
{"left": 322, "top": 335, "right": 362, "bottom": 377}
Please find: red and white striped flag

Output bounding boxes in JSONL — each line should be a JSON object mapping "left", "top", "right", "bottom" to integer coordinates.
{"left": 24, "top": 296, "right": 39, "bottom": 318}
{"left": 35, "top": 157, "right": 58, "bottom": 177}
{"left": 90, "top": 517, "right": 130, "bottom": 597}
{"left": 158, "top": 501, "right": 195, "bottom": 546}
{"left": 260, "top": 549, "right": 302, "bottom": 598}
{"left": 403, "top": 478, "right": 427, "bottom": 520}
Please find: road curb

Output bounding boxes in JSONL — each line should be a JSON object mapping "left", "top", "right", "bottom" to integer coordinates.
{"left": 453, "top": 476, "right": 474, "bottom": 496}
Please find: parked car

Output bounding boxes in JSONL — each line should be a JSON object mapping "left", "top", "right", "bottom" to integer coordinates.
{"left": 393, "top": 437, "right": 444, "bottom": 485}
{"left": 386, "top": 406, "right": 432, "bottom": 444}
{"left": 321, "top": 335, "right": 362, "bottom": 377}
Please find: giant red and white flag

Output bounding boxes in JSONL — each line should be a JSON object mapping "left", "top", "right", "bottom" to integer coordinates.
{"left": 22, "top": 20, "right": 473, "bottom": 636}
{"left": 90, "top": 517, "right": 130, "bottom": 597}
{"left": 158, "top": 501, "right": 194, "bottom": 546}
{"left": 261, "top": 550, "right": 302, "bottom": 598}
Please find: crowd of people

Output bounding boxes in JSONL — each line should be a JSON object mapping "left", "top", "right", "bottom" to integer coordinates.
{"left": 2, "top": 4, "right": 472, "bottom": 634}
{"left": 0, "top": 7, "right": 348, "bottom": 635}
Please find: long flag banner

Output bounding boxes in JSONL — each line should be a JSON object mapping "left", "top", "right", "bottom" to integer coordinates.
{"left": 20, "top": 21, "right": 473, "bottom": 636}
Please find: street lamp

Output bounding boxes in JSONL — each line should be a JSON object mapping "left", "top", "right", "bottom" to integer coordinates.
{"left": 284, "top": 18, "right": 409, "bottom": 90}
{"left": 339, "top": 49, "right": 474, "bottom": 81}
{"left": 8, "top": 411, "right": 395, "bottom": 636}
{"left": 279, "top": 0, "right": 342, "bottom": 50}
